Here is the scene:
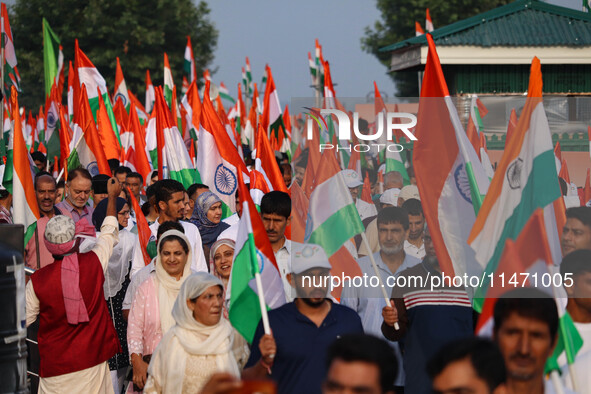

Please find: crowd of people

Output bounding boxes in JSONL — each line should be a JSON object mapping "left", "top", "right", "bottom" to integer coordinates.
{"left": 0, "top": 141, "right": 588, "bottom": 394}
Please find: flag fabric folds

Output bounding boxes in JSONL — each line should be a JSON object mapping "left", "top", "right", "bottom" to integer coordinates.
{"left": 228, "top": 171, "right": 286, "bottom": 343}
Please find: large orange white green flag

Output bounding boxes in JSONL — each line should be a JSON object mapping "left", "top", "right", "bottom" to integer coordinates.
{"left": 468, "top": 57, "right": 562, "bottom": 308}
{"left": 305, "top": 149, "right": 365, "bottom": 257}
{"left": 228, "top": 171, "right": 286, "bottom": 343}
{"left": 261, "top": 65, "right": 284, "bottom": 141}
{"left": 413, "top": 34, "right": 489, "bottom": 283}
{"left": 6, "top": 87, "right": 40, "bottom": 244}
{"left": 198, "top": 80, "right": 249, "bottom": 214}
{"left": 153, "top": 87, "right": 197, "bottom": 188}
{"left": 74, "top": 41, "right": 107, "bottom": 115}
{"left": 67, "top": 85, "right": 110, "bottom": 176}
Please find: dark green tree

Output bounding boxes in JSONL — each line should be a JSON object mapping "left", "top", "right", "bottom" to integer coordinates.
{"left": 10, "top": 0, "right": 218, "bottom": 109}
{"left": 362, "top": 0, "right": 511, "bottom": 97}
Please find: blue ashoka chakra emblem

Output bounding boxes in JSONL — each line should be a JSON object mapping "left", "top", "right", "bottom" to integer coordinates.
{"left": 214, "top": 164, "right": 237, "bottom": 196}
{"left": 255, "top": 250, "right": 264, "bottom": 273}
{"left": 87, "top": 161, "right": 100, "bottom": 177}
{"left": 114, "top": 93, "right": 128, "bottom": 107}
{"left": 454, "top": 163, "right": 472, "bottom": 204}
{"left": 47, "top": 111, "right": 58, "bottom": 129}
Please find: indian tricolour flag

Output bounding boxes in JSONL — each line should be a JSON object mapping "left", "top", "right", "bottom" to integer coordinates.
{"left": 385, "top": 143, "right": 409, "bottom": 183}
{"left": 1, "top": 4, "right": 21, "bottom": 92}
{"left": 163, "top": 53, "right": 174, "bottom": 108}
{"left": 183, "top": 36, "right": 197, "bottom": 83}
{"left": 228, "top": 171, "right": 286, "bottom": 343}
{"left": 180, "top": 80, "right": 201, "bottom": 142}
{"left": 219, "top": 82, "right": 236, "bottom": 104}
{"left": 413, "top": 34, "right": 489, "bottom": 285}
{"left": 153, "top": 88, "right": 197, "bottom": 188}
{"left": 468, "top": 57, "right": 562, "bottom": 307}
{"left": 75, "top": 41, "right": 107, "bottom": 115}
{"left": 67, "top": 85, "right": 111, "bottom": 176}
{"left": 6, "top": 87, "right": 40, "bottom": 244}
{"left": 198, "top": 80, "right": 249, "bottom": 215}
{"left": 44, "top": 84, "right": 61, "bottom": 161}
{"left": 42, "top": 17, "right": 62, "bottom": 97}
{"left": 114, "top": 57, "right": 130, "bottom": 110}
{"left": 305, "top": 151, "right": 365, "bottom": 257}
{"left": 261, "top": 65, "right": 284, "bottom": 140}
{"left": 145, "top": 70, "right": 155, "bottom": 114}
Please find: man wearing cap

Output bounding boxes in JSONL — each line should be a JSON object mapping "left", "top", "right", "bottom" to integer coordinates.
{"left": 397, "top": 184, "right": 420, "bottom": 207}
{"left": 341, "top": 169, "right": 377, "bottom": 221}
{"left": 25, "top": 177, "right": 122, "bottom": 393}
{"left": 244, "top": 243, "right": 363, "bottom": 394}
{"left": 379, "top": 188, "right": 401, "bottom": 209}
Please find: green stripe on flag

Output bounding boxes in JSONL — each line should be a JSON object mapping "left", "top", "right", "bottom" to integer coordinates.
{"left": 474, "top": 150, "right": 560, "bottom": 308}
{"left": 2, "top": 149, "right": 14, "bottom": 194}
{"left": 307, "top": 203, "right": 365, "bottom": 256}
{"left": 545, "top": 311, "right": 583, "bottom": 373}
{"left": 229, "top": 234, "right": 262, "bottom": 344}
{"left": 169, "top": 168, "right": 198, "bottom": 190}
{"left": 24, "top": 222, "right": 37, "bottom": 247}
{"left": 464, "top": 161, "right": 485, "bottom": 215}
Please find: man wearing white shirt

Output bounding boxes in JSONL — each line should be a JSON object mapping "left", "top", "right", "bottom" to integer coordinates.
{"left": 129, "top": 179, "right": 207, "bottom": 277}
{"left": 260, "top": 191, "right": 294, "bottom": 301}
{"left": 341, "top": 169, "right": 377, "bottom": 221}
{"left": 342, "top": 207, "right": 421, "bottom": 391}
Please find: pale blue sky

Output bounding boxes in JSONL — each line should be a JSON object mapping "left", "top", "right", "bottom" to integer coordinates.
{"left": 206, "top": 0, "right": 582, "bottom": 102}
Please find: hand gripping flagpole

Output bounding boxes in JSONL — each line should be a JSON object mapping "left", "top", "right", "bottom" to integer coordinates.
{"left": 245, "top": 200, "right": 271, "bottom": 336}
{"left": 361, "top": 232, "right": 399, "bottom": 331}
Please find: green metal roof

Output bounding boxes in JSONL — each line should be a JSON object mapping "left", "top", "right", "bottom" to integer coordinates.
{"left": 380, "top": 0, "right": 591, "bottom": 52}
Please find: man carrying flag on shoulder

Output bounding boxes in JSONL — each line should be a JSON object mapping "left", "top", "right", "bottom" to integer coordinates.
{"left": 243, "top": 243, "right": 363, "bottom": 394}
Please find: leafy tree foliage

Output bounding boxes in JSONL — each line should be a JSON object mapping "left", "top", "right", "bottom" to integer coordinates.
{"left": 362, "top": 0, "right": 511, "bottom": 97}
{"left": 10, "top": 0, "right": 218, "bottom": 108}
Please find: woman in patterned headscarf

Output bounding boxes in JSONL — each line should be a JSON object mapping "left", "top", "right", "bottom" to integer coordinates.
{"left": 190, "top": 191, "right": 229, "bottom": 258}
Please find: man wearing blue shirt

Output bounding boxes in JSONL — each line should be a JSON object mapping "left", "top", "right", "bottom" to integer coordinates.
{"left": 244, "top": 243, "right": 363, "bottom": 394}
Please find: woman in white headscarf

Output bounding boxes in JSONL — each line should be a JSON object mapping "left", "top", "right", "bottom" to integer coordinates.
{"left": 126, "top": 229, "right": 193, "bottom": 392}
{"left": 143, "top": 272, "right": 249, "bottom": 394}
{"left": 209, "top": 235, "right": 236, "bottom": 319}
